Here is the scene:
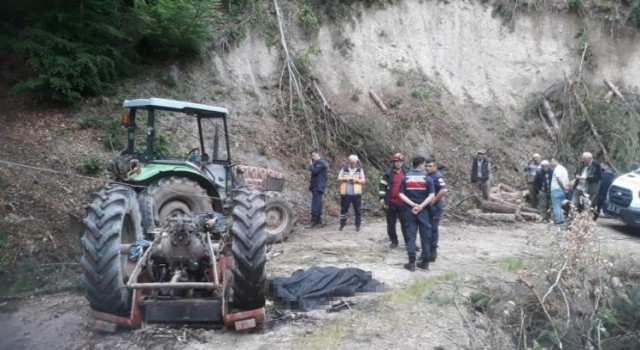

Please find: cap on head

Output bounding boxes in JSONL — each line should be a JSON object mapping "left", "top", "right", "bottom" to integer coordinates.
{"left": 392, "top": 153, "right": 404, "bottom": 162}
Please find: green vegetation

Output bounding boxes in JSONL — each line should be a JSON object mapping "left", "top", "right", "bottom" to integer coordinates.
{"left": 299, "top": 0, "right": 320, "bottom": 32}
{"left": 501, "top": 257, "right": 528, "bottom": 271}
{"left": 82, "top": 155, "right": 102, "bottom": 175}
{"left": 297, "top": 273, "right": 457, "bottom": 349}
{"left": 223, "top": 0, "right": 278, "bottom": 46}
{"left": 2, "top": 0, "right": 227, "bottom": 105}
{"left": 0, "top": 223, "right": 8, "bottom": 266}
{"left": 78, "top": 114, "right": 123, "bottom": 150}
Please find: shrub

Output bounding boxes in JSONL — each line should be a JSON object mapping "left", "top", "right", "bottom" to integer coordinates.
{"left": 135, "top": 0, "right": 220, "bottom": 55}
{"left": 83, "top": 155, "right": 102, "bottom": 175}
{"left": 10, "top": 0, "right": 133, "bottom": 105}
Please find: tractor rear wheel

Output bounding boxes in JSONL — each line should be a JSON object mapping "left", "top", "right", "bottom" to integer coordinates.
{"left": 81, "top": 184, "right": 143, "bottom": 315}
{"left": 230, "top": 186, "right": 267, "bottom": 311}
{"left": 139, "top": 176, "right": 212, "bottom": 232}
{"left": 265, "top": 192, "right": 295, "bottom": 244}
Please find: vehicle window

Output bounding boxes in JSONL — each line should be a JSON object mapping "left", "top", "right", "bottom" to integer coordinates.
{"left": 201, "top": 119, "right": 229, "bottom": 162}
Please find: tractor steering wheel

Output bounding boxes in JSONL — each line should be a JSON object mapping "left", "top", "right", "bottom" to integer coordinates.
{"left": 185, "top": 147, "right": 201, "bottom": 163}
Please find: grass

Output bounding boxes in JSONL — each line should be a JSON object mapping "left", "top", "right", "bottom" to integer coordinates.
{"left": 389, "top": 272, "right": 457, "bottom": 303}
{"left": 0, "top": 258, "right": 83, "bottom": 298}
{"left": 297, "top": 272, "right": 458, "bottom": 349}
{"left": 501, "top": 257, "right": 536, "bottom": 272}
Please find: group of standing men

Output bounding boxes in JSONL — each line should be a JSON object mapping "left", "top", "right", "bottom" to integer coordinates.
{"left": 523, "top": 152, "right": 615, "bottom": 224}
{"left": 379, "top": 154, "right": 448, "bottom": 271}
{"left": 306, "top": 151, "right": 367, "bottom": 232}
{"left": 305, "top": 150, "right": 448, "bottom": 272}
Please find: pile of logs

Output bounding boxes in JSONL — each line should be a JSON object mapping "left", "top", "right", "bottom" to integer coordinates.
{"left": 471, "top": 183, "right": 542, "bottom": 223}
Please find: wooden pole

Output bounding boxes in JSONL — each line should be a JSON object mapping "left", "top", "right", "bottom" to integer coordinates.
{"left": 369, "top": 89, "right": 388, "bottom": 113}
{"left": 604, "top": 79, "right": 626, "bottom": 102}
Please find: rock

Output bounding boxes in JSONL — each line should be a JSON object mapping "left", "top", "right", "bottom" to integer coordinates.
{"left": 162, "top": 65, "right": 180, "bottom": 87}
{"left": 5, "top": 213, "right": 30, "bottom": 224}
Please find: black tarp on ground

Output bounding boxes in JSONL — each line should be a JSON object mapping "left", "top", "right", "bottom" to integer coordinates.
{"left": 266, "top": 266, "right": 386, "bottom": 311}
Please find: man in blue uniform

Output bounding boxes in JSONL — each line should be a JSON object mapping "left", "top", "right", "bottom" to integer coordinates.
{"left": 425, "top": 158, "right": 448, "bottom": 262}
{"left": 306, "top": 150, "right": 328, "bottom": 229}
{"left": 399, "top": 156, "right": 435, "bottom": 271}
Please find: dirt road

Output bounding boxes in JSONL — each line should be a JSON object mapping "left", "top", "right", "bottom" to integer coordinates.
{"left": 1, "top": 218, "right": 638, "bottom": 350}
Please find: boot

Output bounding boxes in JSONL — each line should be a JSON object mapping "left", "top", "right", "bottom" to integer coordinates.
{"left": 404, "top": 255, "right": 416, "bottom": 271}
{"left": 389, "top": 241, "right": 399, "bottom": 249}
{"left": 305, "top": 216, "right": 318, "bottom": 229}
{"left": 427, "top": 246, "right": 437, "bottom": 262}
{"left": 417, "top": 257, "right": 429, "bottom": 270}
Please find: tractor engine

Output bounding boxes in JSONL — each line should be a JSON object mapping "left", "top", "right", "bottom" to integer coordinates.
{"left": 145, "top": 212, "right": 228, "bottom": 296}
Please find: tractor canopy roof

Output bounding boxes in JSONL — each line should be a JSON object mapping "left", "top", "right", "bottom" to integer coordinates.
{"left": 123, "top": 98, "right": 229, "bottom": 118}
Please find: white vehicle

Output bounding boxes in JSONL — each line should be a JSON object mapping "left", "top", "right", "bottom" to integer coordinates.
{"left": 603, "top": 167, "right": 640, "bottom": 230}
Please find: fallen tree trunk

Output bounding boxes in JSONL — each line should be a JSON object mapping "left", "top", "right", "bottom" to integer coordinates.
{"left": 542, "top": 98, "right": 561, "bottom": 133}
{"left": 470, "top": 212, "right": 540, "bottom": 222}
{"left": 480, "top": 201, "right": 539, "bottom": 214}
{"left": 471, "top": 213, "right": 518, "bottom": 222}
{"left": 369, "top": 89, "right": 388, "bottom": 113}
{"left": 604, "top": 79, "right": 626, "bottom": 102}
{"left": 537, "top": 105, "right": 556, "bottom": 140}
{"left": 572, "top": 90, "right": 620, "bottom": 174}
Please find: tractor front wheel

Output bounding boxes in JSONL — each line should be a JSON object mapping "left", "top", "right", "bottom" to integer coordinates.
{"left": 139, "top": 176, "right": 212, "bottom": 232}
{"left": 81, "top": 184, "right": 143, "bottom": 315}
{"left": 230, "top": 186, "right": 267, "bottom": 311}
{"left": 265, "top": 192, "right": 295, "bottom": 244}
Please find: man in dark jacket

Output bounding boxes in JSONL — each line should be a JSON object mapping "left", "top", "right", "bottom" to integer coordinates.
{"left": 534, "top": 160, "right": 553, "bottom": 222}
{"left": 594, "top": 162, "right": 615, "bottom": 220}
{"left": 306, "top": 150, "right": 328, "bottom": 228}
{"left": 399, "top": 156, "right": 435, "bottom": 271}
{"left": 425, "top": 158, "right": 448, "bottom": 262}
{"left": 470, "top": 149, "right": 490, "bottom": 200}
{"left": 524, "top": 153, "right": 542, "bottom": 207}
{"left": 572, "top": 152, "right": 602, "bottom": 212}
{"left": 379, "top": 153, "right": 409, "bottom": 249}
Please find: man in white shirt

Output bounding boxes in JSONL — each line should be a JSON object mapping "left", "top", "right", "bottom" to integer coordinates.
{"left": 550, "top": 157, "right": 569, "bottom": 225}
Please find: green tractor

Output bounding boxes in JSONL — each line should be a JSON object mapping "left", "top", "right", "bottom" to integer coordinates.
{"left": 108, "top": 98, "right": 294, "bottom": 243}
{"left": 79, "top": 98, "right": 295, "bottom": 328}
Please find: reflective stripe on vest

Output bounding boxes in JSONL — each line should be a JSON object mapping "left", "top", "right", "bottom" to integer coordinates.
{"left": 339, "top": 167, "right": 363, "bottom": 195}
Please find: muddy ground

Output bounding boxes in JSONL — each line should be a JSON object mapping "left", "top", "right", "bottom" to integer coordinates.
{"left": 1, "top": 218, "right": 638, "bottom": 350}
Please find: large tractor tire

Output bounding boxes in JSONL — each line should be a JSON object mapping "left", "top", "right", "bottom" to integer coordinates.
{"left": 230, "top": 186, "right": 267, "bottom": 311}
{"left": 81, "top": 184, "right": 143, "bottom": 315}
{"left": 265, "top": 192, "right": 295, "bottom": 244}
{"left": 138, "top": 176, "right": 212, "bottom": 232}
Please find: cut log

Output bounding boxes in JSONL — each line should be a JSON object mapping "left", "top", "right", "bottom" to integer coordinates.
{"left": 497, "top": 183, "right": 518, "bottom": 193}
{"left": 520, "top": 212, "right": 541, "bottom": 221}
{"left": 537, "top": 105, "right": 556, "bottom": 140}
{"left": 542, "top": 98, "right": 560, "bottom": 133}
{"left": 471, "top": 213, "right": 517, "bottom": 222}
{"left": 604, "top": 79, "right": 640, "bottom": 122}
{"left": 471, "top": 212, "right": 540, "bottom": 222}
{"left": 369, "top": 89, "right": 388, "bottom": 113}
{"left": 604, "top": 79, "right": 626, "bottom": 102}
{"left": 480, "top": 201, "right": 539, "bottom": 214}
